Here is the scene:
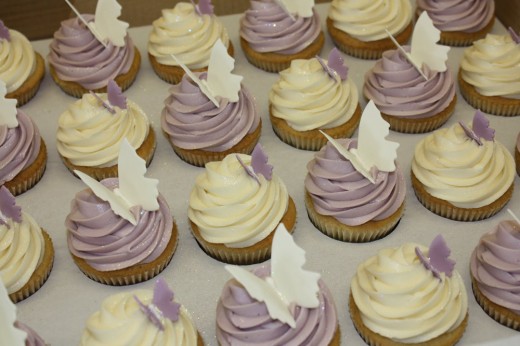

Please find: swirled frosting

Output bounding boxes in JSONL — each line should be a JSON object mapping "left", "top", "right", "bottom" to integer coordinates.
{"left": 0, "top": 30, "right": 36, "bottom": 93}
{"left": 351, "top": 243, "right": 468, "bottom": 343}
{"left": 148, "top": 2, "right": 230, "bottom": 69}
{"left": 0, "top": 212, "right": 44, "bottom": 294}
{"left": 0, "top": 110, "right": 41, "bottom": 185}
{"left": 15, "top": 321, "right": 46, "bottom": 346}
{"left": 217, "top": 265, "right": 337, "bottom": 345}
{"left": 471, "top": 220, "right": 520, "bottom": 314}
{"left": 161, "top": 72, "right": 259, "bottom": 152}
{"left": 412, "top": 123, "right": 515, "bottom": 208}
{"left": 305, "top": 138, "right": 405, "bottom": 226}
{"left": 328, "top": 0, "right": 412, "bottom": 41}
{"left": 364, "top": 48, "right": 456, "bottom": 119}
{"left": 48, "top": 16, "right": 135, "bottom": 90}
{"left": 57, "top": 93, "right": 150, "bottom": 167}
{"left": 67, "top": 178, "right": 172, "bottom": 271}
{"left": 269, "top": 58, "right": 359, "bottom": 131}
{"left": 240, "top": 0, "right": 321, "bottom": 54}
{"left": 417, "top": 0, "right": 494, "bottom": 33}
{"left": 460, "top": 34, "right": 520, "bottom": 98}
{"left": 81, "top": 289, "right": 198, "bottom": 345}
{"left": 188, "top": 154, "right": 289, "bottom": 248}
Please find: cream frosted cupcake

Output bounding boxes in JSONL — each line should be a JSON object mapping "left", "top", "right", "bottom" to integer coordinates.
{"left": 269, "top": 48, "right": 361, "bottom": 150}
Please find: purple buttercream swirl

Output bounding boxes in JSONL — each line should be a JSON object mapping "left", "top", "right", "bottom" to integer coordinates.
{"left": 470, "top": 220, "right": 520, "bottom": 314}
{"left": 416, "top": 0, "right": 494, "bottom": 33}
{"left": 161, "top": 72, "right": 260, "bottom": 152}
{"left": 216, "top": 265, "right": 337, "bottom": 345}
{"left": 0, "top": 110, "right": 41, "bottom": 185}
{"left": 15, "top": 321, "right": 46, "bottom": 346}
{"left": 305, "top": 138, "right": 406, "bottom": 226}
{"left": 240, "top": 0, "right": 321, "bottom": 54}
{"left": 48, "top": 16, "right": 135, "bottom": 90}
{"left": 364, "top": 47, "right": 455, "bottom": 119}
{"left": 66, "top": 178, "right": 173, "bottom": 271}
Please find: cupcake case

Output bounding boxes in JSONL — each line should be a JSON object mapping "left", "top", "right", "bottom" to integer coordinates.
{"left": 13, "top": 4, "right": 520, "bottom": 345}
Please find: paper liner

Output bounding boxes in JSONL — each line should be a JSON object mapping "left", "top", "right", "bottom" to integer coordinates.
{"left": 515, "top": 146, "right": 520, "bottom": 177}
{"left": 327, "top": 18, "right": 413, "bottom": 60}
{"left": 240, "top": 32, "right": 325, "bottom": 73}
{"left": 70, "top": 221, "right": 178, "bottom": 286}
{"left": 189, "top": 197, "right": 296, "bottom": 265}
{"left": 349, "top": 293, "right": 468, "bottom": 346}
{"left": 149, "top": 41, "right": 235, "bottom": 84}
{"left": 458, "top": 71, "right": 520, "bottom": 116}
{"left": 269, "top": 104, "right": 361, "bottom": 151}
{"left": 5, "top": 52, "right": 45, "bottom": 106}
{"left": 49, "top": 47, "right": 141, "bottom": 98}
{"left": 9, "top": 229, "right": 54, "bottom": 303}
{"left": 440, "top": 19, "right": 495, "bottom": 47}
{"left": 167, "top": 121, "right": 261, "bottom": 167}
{"left": 411, "top": 171, "right": 514, "bottom": 221}
{"left": 471, "top": 275, "right": 520, "bottom": 331}
{"left": 305, "top": 192, "right": 404, "bottom": 242}
{"left": 4, "top": 138, "right": 47, "bottom": 196}
{"left": 61, "top": 126, "right": 156, "bottom": 181}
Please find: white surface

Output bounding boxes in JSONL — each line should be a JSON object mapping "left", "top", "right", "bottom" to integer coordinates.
{"left": 14, "top": 3, "right": 520, "bottom": 345}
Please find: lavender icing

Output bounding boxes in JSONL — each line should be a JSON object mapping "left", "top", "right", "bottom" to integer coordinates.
{"left": 305, "top": 138, "right": 406, "bottom": 226}
{"left": 364, "top": 47, "right": 456, "bottom": 119}
{"left": 0, "top": 110, "right": 41, "bottom": 185}
{"left": 48, "top": 16, "right": 135, "bottom": 90}
{"left": 66, "top": 178, "right": 173, "bottom": 271}
{"left": 240, "top": 0, "right": 321, "bottom": 54}
{"left": 161, "top": 72, "right": 260, "bottom": 152}
{"left": 15, "top": 321, "right": 46, "bottom": 346}
{"left": 216, "top": 265, "right": 337, "bottom": 345}
{"left": 470, "top": 220, "right": 520, "bottom": 314}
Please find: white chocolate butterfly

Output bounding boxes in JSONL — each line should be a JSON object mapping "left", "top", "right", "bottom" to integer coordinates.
{"left": 0, "top": 279, "right": 27, "bottom": 345}
{"left": 0, "top": 80, "right": 18, "bottom": 128}
{"left": 276, "top": 0, "right": 314, "bottom": 18}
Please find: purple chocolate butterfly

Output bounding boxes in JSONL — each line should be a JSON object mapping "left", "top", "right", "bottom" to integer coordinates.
{"left": 236, "top": 144, "right": 273, "bottom": 183}
{"left": 509, "top": 27, "right": 520, "bottom": 44}
{"left": 416, "top": 234, "right": 455, "bottom": 280}
{"left": 107, "top": 80, "right": 127, "bottom": 109}
{"left": 459, "top": 110, "right": 495, "bottom": 146}
{"left": 134, "top": 278, "right": 180, "bottom": 331}
{"left": 191, "top": 0, "right": 214, "bottom": 15}
{"left": 0, "top": 186, "right": 22, "bottom": 228}
{"left": 316, "top": 48, "right": 348, "bottom": 81}
{"left": 0, "top": 20, "right": 10, "bottom": 41}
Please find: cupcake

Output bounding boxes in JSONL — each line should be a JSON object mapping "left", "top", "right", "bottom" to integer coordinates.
{"left": 240, "top": 0, "right": 325, "bottom": 72}
{"left": 327, "top": 0, "right": 413, "bottom": 59}
{"left": 48, "top": 0, "right": 140, "bottom": 97}
{"left": 0, "top": 20, "right": 45, "bottom": 106}
{"left": 0, "top": 82, "right": 47, "bottom": 196}
{"left": 305, "top": 101, "right": 406, "bottom": 242}
{"left": 458, "top": 30, "right": 520, "bottom": 116}
{"left": 363, "top": 12, "right": 457, "bottom": 133}
{"left": 80, "top": 278, "right": 203, "bottom": 345}
{"left": 66, "top": 140, "right": 177, "bottom": 285}
{"left": 470, "top": 218, "right": 520, "bottom": 330}
{"left": 350, "top": 235, "right": 468, "bottom": 345}
{"left": 0, "top": 186, "right": 54, "bottom": 303}
{"left": 161, "top": 40, "right": 260, "bottom": 167}
{"left": 148, "top": 1, "right": 234, "bottom": 84}
{"left": 57, "top": 80, "right": 156, "bottom": 180}
{"left": 269, "top": 48, "right": 361, "bottom": 150}
{"left": 411, "top": 111, "right": 515, "bottom": 221}
{"left": 188, "top": 145, "right": 296, "bottom": 264}
{"left": 217, "top": 224, "right": 340, "bottom": 345}
{"left": 416, "top": 0, "right": 495, "bottom": 46}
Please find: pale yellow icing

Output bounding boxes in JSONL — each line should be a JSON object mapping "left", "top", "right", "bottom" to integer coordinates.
{"left": 188, "top": 154, "right": 289, "bottom": 248}
{"left": 80, "top": 290, "right": 198, "bottom": 346}
{"left": 351, "top": 243, "right": 468, "bottom": 343}
{"left": 56, "top": 93, "right": 150, "bottom": 167}
{"left": 269, "top": 58, "right": 359, "bottom": 131}
{"left": 412, "top": 123, "right": 515, "bottom": 208}
{"left": 0, "top": 30, "right": 36, "bottom": 93}
{"left": 0, "top": 212, "right": 44, "bottom": 294}
{"left": 148, "top": 2, "right": 230, "bottom": 69}
{"left": 328, "top": 0, "right": 412, "bottom": 41}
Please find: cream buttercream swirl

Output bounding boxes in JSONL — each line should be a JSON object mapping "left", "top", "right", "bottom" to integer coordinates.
{"left": 269, "top": 58, "right": 359, "bottom": 131}
{"left": 328, "top": 0, "right": 412, "bottom": 41}
{"left": 412, "top": 123, "right": 515, "bottom": 208}
{"left": 56, "top": 93, "right": 149, "bottom": 167}
{"left": 0, "top": 212, "right": 44, "bottom": 295}
{"left": 148, "top": 2, "right": 230, "bottom": 69}
{"left": 81, "top": 289, "right": 198, "bottom": 345}
{"left": 188, "top": 154, "right": 289, "bottom": 248}
{"left": 460, "top": 34, "right": 520, "bottom": 98}
{"left": 351, "top": 243, "right": 468, "bottom": 343}
{"left": 0, "top": 30, "right": 36, "bottom": 93}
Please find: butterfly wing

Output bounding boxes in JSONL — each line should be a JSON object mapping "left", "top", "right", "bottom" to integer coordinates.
{"left": 327, "top": 48, "right": 348, "bottom": 80}
{"left": 153, "top": 278, "right": 180, "bottom": 322}
{"left": 472, "top": 110, "right": 495, "bottom": 142}
{"left": 91, "top": 0, "right": 129, "bottom": 47}
{"left": 0, "top": 186, "right": 21, "bottom": 226}
{"left": 428, "top": 235, "right": 455, "bottom": 277}
{"left": 197, "top": 0, "right": 214, "bottom": 15}
{"left": 0, "top": 80, "right": 18, "bottom": 128}
{"left": 205, "top": 39, "right": 242, "bottom": 102}
{"left": 277, "top": 0, "right": 314, "bottom": 18}
{"left": 107, "top": 80, "right": 127, "bottom": 109}
{"left": 410, "top": 12, "right": 450, "bottom": 72}
{"left": 0, "top": 280, "right": 28, "bottom": 345}
{"left": 251, "top": 144, "right": 273, "bottom": 181}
